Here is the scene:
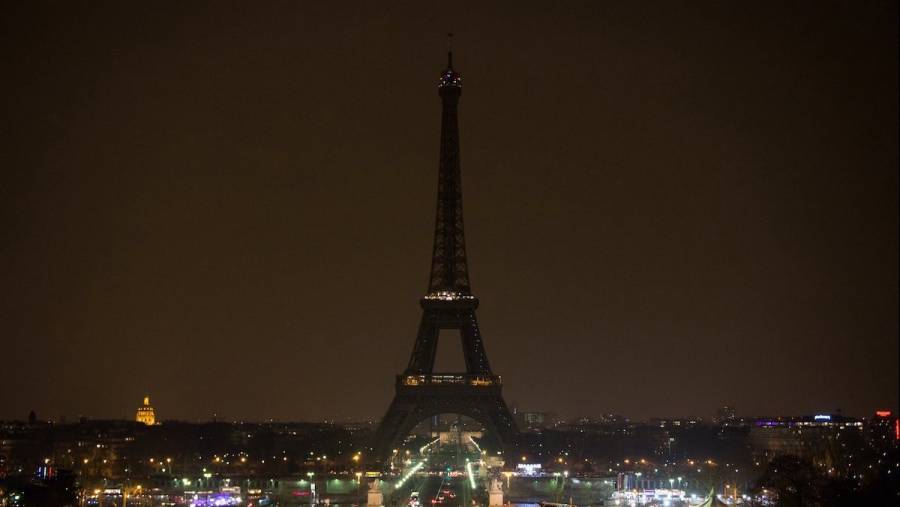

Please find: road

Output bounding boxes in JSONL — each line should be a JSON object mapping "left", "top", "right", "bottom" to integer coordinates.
{"left": 400, "top": 473, "right": 472, "bottom": 507}
{"left": 391, "top": 435, "right": 484, "bottom": 507}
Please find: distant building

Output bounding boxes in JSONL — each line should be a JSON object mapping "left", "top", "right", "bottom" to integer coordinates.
{"left": 713, "top": 406, "right": 736, "bottom": 424}
{"left": 748, "top": 414, "right": 863, "bottom": 461}
{"left": 135, "top": 396, "right": 156, "bottom": 425}
{"left": 649, "top": 417, "right": 703, "bottom": 428}
{"left": 868, "top": 410, "right": 899, "bottom": 450}
{"left": 515, "top": 411, "right": 557, "bottom": 431}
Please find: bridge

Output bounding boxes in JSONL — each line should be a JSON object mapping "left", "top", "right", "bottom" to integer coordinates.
{"left": 383, "top": 430, "right": 490, "bottom": 507}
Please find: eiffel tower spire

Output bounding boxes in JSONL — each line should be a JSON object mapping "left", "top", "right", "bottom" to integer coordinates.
{"left": 427, "top": 48, "right": 471, "bottom": 298}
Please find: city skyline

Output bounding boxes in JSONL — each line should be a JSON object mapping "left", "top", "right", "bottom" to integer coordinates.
{"left": 15, "top": 393, "right": 896, "bottom": 425}
{"left": 2, "top": 1, "right": 898, "bottom": 423}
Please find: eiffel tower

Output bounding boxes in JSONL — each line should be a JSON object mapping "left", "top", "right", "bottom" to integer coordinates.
{"left": 370, "top": 52, "right": 517, "bottom": 466}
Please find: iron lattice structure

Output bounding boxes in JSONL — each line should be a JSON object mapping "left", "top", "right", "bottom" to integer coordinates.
{"left": 370, "top": 54, "right": 517, "bottom": 466}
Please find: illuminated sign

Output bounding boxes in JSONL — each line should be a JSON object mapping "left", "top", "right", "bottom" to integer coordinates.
{"left": 875, "top": 410, "right": 892, "bottom": 417}
{"left": 813, "top": 414, "right": 831, "bottom": 421}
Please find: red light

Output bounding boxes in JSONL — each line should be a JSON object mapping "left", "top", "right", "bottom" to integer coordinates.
{"left": 875, "top": 410, "right": 892, "bottom": 417}
{"left": 895, "top": 419, "right": 899, "bottom": 441}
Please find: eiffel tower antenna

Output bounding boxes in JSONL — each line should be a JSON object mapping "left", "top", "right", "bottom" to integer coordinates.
{"left": 447, "top": 32, "right": 453, "bottom": 68}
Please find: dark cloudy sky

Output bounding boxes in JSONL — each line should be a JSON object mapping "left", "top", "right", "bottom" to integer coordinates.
{"left": 2, "top": 1, "right": 897, "bottom": 423}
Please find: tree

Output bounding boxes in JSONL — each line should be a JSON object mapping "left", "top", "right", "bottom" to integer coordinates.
{"left": 755, "top": 455, "right": 820, "bottom": 507}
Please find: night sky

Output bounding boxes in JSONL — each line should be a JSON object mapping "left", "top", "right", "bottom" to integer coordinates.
{"left": 2, "top": 1, "right": 897, "bottom": 423}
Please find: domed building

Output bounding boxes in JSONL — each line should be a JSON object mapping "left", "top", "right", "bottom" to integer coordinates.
{"left": 135, "top": 395, "right": 156, "bottom": 425}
